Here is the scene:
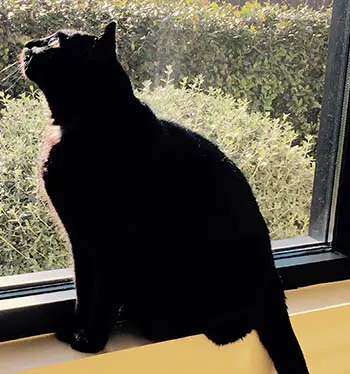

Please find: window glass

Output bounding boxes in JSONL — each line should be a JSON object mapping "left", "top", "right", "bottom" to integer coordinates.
{"left": 0, "top": 0, "right": 332, "bottom": 276}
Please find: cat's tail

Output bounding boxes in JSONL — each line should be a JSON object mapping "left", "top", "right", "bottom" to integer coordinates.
{"left": 255, "top": 275, "right": 309, "bottom": 374}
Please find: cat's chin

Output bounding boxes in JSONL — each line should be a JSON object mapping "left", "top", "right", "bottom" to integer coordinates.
{"left": 20, "top": 60, "right": 35, "bottom": 82}
{"left": 20, "top": 49, "right": 41, "bottom": 84}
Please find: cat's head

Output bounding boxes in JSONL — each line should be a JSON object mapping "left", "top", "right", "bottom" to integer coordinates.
{"left": 21, "top": 22, "right": 132, "bottom": 115}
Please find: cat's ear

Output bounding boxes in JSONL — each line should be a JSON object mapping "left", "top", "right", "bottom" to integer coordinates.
{"left": 98, "top": 22, "right": 117, "bottom": 50}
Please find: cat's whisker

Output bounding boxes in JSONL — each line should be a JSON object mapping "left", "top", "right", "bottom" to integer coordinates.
{"left": 0, "top": 62, "right": 18, "bottom": 74}
{"left": 4, "top": 74, "right": 23, "bottom": 93}
{"left": 2, "top": 64, "right": 20, "bottom": 73}
{"left": 1, "top": 67, "right": 21, "bottom": 83}
{"left": 1, "top": 56, "right": 32, "bottom": 86}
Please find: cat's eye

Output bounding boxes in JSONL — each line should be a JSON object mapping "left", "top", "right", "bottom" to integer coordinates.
{"left": 47, "top": 35, "right": 60, "bottom": 48}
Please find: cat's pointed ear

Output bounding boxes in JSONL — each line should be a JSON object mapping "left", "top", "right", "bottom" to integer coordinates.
{"left": 98, "top": 22, "right": 117, "bottom": 50}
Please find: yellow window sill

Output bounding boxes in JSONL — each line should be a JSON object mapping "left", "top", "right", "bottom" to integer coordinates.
{"left": 1, "top": 280, "right": 350, "bottom": 374}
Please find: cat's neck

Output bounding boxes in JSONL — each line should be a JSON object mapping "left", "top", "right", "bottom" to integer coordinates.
{"left": 44, "top": 84, "right": 140, "bottom": 131}
{"left": 41, "top": 60, "right": 141, "bottom": 131}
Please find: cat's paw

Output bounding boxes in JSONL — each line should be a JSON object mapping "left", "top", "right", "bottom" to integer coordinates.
{"left": 55, "top": 313, "right": 78, "bottom": 344}
{"left": 55, "top": 309, "right": 81, "bottom": 344}
{"left": 55, "top": 324, "right": 74, "bottom": 344}
{"left": 70, "top": 329, "right": 108, "bottom": 353}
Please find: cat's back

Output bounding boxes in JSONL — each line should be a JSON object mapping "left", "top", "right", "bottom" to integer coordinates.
{"left": 133, "top": 119, "right": 270, "bottom": 253}
{"left": 158, "top": 120, "right": 265, "bottom": 219}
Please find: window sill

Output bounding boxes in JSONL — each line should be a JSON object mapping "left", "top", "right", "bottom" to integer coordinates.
{"left": 1, "top": 280, "right": 349, "bottom": 374}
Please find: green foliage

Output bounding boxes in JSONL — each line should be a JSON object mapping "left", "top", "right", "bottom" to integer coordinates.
{"left": 0, "top": 78, "right": 314, "bottom": 275}
{"left": 0, "top": 0, "right": 330, "bottom": 139}
{"left": 0, "top": 92, "right": 70, "bottom": 276}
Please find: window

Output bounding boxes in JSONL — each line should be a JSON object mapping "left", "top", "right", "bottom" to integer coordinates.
{"left": 0, "top": 0, "right": 349, "bottom": 342}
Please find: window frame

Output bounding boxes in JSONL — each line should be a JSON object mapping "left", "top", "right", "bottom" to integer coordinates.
{"left": 1, "top": 0, "right": 350, "bottom": 343}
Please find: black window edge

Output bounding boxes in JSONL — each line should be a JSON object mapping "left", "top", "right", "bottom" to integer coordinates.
{"left": 0, "top": 235, "right": 331, "bottom": 301}
{"left": 276, "top": 249, "right": 350, "bottom": 289}
{"left": 0, "top": 290, "right": 76, "bottom": 343}
{"left": 0, "top": 245, "right": 349, "bottom": 343}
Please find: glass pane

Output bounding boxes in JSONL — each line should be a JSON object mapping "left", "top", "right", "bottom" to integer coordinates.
{"left": 0, "top": 0, "right": 333, "bottom": 276}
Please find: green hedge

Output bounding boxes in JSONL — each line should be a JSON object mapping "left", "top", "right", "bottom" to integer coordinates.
{"left": 0, "top": 0, "right": 330, "bottom": 139}
{"left": 0, "top": 77, "right": 314, "bottom": 275}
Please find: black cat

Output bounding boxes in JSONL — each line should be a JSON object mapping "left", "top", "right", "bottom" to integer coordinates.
{"left": 22, "top": 22, "right": 308, "bottom": 373}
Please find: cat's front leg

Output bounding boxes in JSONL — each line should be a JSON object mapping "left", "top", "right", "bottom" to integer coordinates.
{"left": 56, "top": 242, "right": 94, "bottom": 345}
{"left": 69, "top": 261, "right": 118, "bottom": 353}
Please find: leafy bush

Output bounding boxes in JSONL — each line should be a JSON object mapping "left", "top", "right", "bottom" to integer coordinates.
{"left": 0, "top": 77, "right": 314, "bottom": 275}
{"left": 0, "top": 91, "right": 70, "bottom": 276}
{"left": 0, "top": 0, "right": 330, "bottom": 139}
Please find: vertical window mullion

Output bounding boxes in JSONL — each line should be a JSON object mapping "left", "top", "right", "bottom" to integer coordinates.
{"left": 333, "top": 69, "right": 350, "bottom": 256}
{"left": 309, "top": 0, "right": 350, "bottom": 243}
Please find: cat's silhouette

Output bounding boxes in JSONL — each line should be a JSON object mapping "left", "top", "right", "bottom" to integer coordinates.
{"left": 22, "top": 22, "right": 308, "bottom": 373}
